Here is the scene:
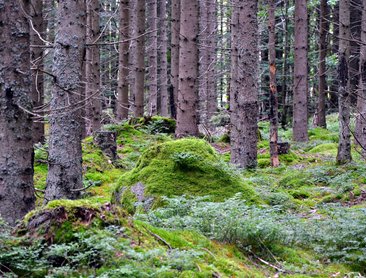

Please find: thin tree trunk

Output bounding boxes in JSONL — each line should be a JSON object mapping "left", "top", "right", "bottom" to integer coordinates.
{"left": 281, "top": 0, "right": 290, "bottom": 129}
{"left": 356, "top": 0, "right": 366, "bottom": 156}
{"left": 148, "top": 0, "right": 158, "bottom": 115}
{"left": 45, "top": 0, "right": 86, "bottom": 201}
{"left": 206, "top": 0, "right": 217, "bottom": 124}
{"left": 86, "top": 0, "right": 102, "bottom": 134}
{"left": 0, "top": 1, "right": 35, "bottom": 225}
{"left": 293, "top": 0, "right": 309, "bottom": 142}
{"left": 336, "top": 0, "right": 352, "bottom": 164}
{"left": 314, "top": 0, "right": 328, "bottom": 128}
{"left": 329, "top": 2, "right": 339, "bottom": 110}
{"left": 230, "top": 0, "right": 259, "bottom": 168}
{"left": 170, "top": 0, "right": 180, "bottom": 119}
{"left": 117, "top": 0, "right": 130, "bottom": 120}
{"left": 158, "top": 0, "right": 169, "bottom": 117}
{"left": 30, "top": 0, "right": 45, "bottom": 143}
{"left": 268, "top": 0, "right": 279, "bottom": 167}
{"left": 175, "top": 0, "right": 199, "bottom": 137}
{"left": 133, "top": 0, "right": 146, "bottom": 117}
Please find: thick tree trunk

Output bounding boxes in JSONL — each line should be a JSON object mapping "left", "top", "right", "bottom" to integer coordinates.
{"left": 268, "top": 0, "right": 279, "bottom": 167}
{"left": 158, "top": 0, "right": 169, "bottom": 117}
{"left": 132, "top": 0, "right": 146, "bottom": 117}
{"left": 206, "top": 0, "right": 217, "bottom": 124}
{"left": 45, "top": 0, "right": 86, "bottom": 201}
{"left": 230, "top": 0, "right": 259, "bottom": 169}
{"left": 356, "top": 0, "right": 366, "bottom": 156}
{"left": 281, "top": 0, "right": 290, "bottom": 129}
{"left": 170, "top": 0, "right": 180, "bottom": 119}
{"left": 30, "top": 0, "right": 45, "bottom": 143}
{"left": 117, "top": 0, "right": 130, "bottom": 120}
{"left": 293, "top": 0, "right": 309, "bottom": 142}
{"left": 85, "top": 0, "right": 102, "bottom": 134}
{"left": 0, "top": 1, "right": 35, "bottom": 225}
{"left": 147, "top": 0, "right": 158, "bottom": 115}
{"left": 336, "top": 0, "right": 352, "bottom": 164}
{"left": 175, "top": 0, "right": 199, "bottom": 137}
{"left": 314, "top": 0, "right": 328, "bottom": 128}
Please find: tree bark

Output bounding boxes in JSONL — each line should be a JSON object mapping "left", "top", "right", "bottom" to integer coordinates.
{"left": 30, "top": 0, "right": 45, "bottom": 143}
{"left": 230, "top": 0, "right": 259, "bottom": 168}
{"left": 117, "top": 0, "right": 130, "bottom": 120}
{"left": 158, "top": 0, "right": 169, "bottom": 117}
{"left": 170, "top": 0, "right": 180, "bottom": 119}
{"left": 45, "top": 0, "right": 86, "bottom": 201}
{"left": 281, "top": 0, "right": 290, "bottom": 129}
{"left": 147, "top": 0, "right": 158, "bottom": 115}
{"left": 268, "top": 0, "right": 279, "bottom": 167}
{"left": 85, "top": 0, "right": 102, "bottom": 134}
{"left": 132, "top": 0, "right": 146, "bottom": 117}
{"left": 314, "top": 0, "right": 328, "bottom": 128}
{"left": 175, "top": 0, "right": 199, "bottom": 137}
{"left": 356, "top": 0, "right": 366, "bottom": 156}
{"left": 293, "top": 0, "right": 309, "bottom": 142}
{"left": 0, "top": 1, "right": 35, "bottom": 225}
{"left": 336, "top": 0, "right": 352, "bottom": 164}
{"left": 206, "top": 0, "right": 217, "bottom": 124}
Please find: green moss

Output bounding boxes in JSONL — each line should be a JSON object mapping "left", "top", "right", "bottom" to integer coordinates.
{"left": 279, "top": 171, "right": 314, "bottom": 189}
{"left": 308, "top": 127, "right": 338, "bottom": 142}
{"left": 308, "top": 143, "right": 338, "bottom": 154}
{"left": 34, "top": 163, "right": 47, "bottom": 190}
{"left": 112, "top": 138, "right": 259, "bottom": 211}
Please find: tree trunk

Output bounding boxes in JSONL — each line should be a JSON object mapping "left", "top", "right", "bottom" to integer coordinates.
{"left": 336, "top": 0, "right": 352, "bottom": 164}
{"left": 132, "top": 0, "right": 146, "bottom": 117}
{"left": 45, "top": 0, "right": 86, "bottom": 201}
{"left": 293, "top": 0, "right": 309, "bottom": 142}
{"left": 86, "top": 0, "right": 102, "bottom": 134}
{"left": 356, "top": 0, "right": 366, "bottom": 156}
{"left": 206, "top": 0, "right": 217, "bottom": 124}
{"left": 281, "top": 0, "right": 290, "bottom": 129}
{"left": 329, "top": 2, "right": 339, "bottom": 110}
{"left": 230, "top": 0, "right": 259, "bottom": 168}
{"left": 147, "top": 0, "right": 158, "bottom": 116}
{"left": 158, "top": 0, "right": 169, "bottom": 117}
{"left": 0, "top": 1, "right": 35, "bottom": 225}
{"left": 268, "top": 0, "right": 279, "bottom": 167}
{"left": 175, "top": 0, "right": 199, "bottom": 137}
{"left": 314, "top": 0, "right": 328, "bottom": 128}
{"left": 117, "top": 0, "right": 130, "bottom": 120}
{"left": 30, "top": 0, "right": 45, "bottom": 144}
{"left": 170, "top": 0, "right": 180, "bottom": 119}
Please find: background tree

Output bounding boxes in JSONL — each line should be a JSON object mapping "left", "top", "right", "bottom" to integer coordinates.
{"left": 0, "top": 1, "right": 35, "bottom": 225}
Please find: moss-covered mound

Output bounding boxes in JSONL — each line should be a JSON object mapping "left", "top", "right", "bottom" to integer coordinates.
{"left": 112, "top": 138, "right": 258, "bottom": 212}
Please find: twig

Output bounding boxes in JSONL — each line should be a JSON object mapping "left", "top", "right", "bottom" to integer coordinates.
{"left": 70, "top": 182, "right": 94, "bottom": 192}
{"left": 142, "top": 225, "right": 172, "bottom": 249}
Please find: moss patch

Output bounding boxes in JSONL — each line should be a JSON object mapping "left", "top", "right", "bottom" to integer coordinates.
{"left": 112, "top": 138, "right": 259, "bottom": 211}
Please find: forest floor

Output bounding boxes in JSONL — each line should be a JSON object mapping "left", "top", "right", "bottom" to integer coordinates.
{"left": 1, "top": 114, "right": 366, "bottom": 277}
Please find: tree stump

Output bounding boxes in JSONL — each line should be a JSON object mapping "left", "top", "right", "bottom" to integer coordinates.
{"left": 93, "top": 131, "right": 118, "bottom": 161}
{"left": 278, "top": 142, "right": 290, "bottom": 154}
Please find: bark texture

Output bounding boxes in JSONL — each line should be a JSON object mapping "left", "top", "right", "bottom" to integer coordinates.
{"left": 132, "top": 0, "right": 146, "bottom": 117}
{"left": 268, "top": 0, "right": 279, "bottom": 167}
{"left": 85, "top": 0, "right": 102, "bottom": 134}
{"left": 0, "top": 1, "right": 35, "bottom": 225}
{"left": 175, "top": 0, "right": 199, "bottom": 137}
{"left": 336, "top": 0, "right": 352, "bottom": 164}
{"left": 45, "top": 0, "right": 86, "bottom": 201}
{"left": 117, "top": 0, "right": 130, "bottom": 120}
{"left": 314, "top": 0, "right": 328, "bottom": 128}
{"left": 198, "top": 0, "right": 208, "bottom": 123}
{"left": 293, "top": 0, "right": 309, "bottom": 142}
{"left": 230, "top": 0, "right": 259, "bottom": 168}
{"left": 170, "top": 0, "right": 180, "bottom": 119}
{"left": 30, "top": 0, "right": 45, "bottom": 143}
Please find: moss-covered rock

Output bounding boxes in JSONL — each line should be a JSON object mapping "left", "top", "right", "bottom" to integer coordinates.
{"left": 112, "top": 138, "right": 258, "bottom": 212}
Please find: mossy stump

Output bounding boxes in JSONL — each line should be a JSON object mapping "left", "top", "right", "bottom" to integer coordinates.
{"left": 112, "top": 138, "right": 258, "bottom": 213}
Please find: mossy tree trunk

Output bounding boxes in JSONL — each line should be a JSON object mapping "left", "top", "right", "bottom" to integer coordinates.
{"left": 45, "top": 0, "right": 86, "bottom": 201}
{"left": 0, "top": 1, "right": 35, "bottom": 225}
{"left": 229, "top": 0, "right": 259, "bottom": 169}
